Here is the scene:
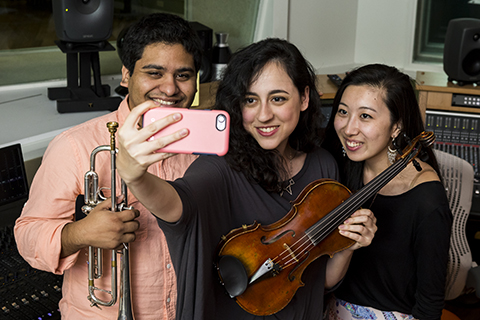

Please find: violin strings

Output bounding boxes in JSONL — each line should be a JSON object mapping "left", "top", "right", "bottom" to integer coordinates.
{"left": 308, "top": 156, "right": 410, "bottom": 245}
{"left": 270, "top": 142, "right": 425, "bottom": 270}
{"left": 272, "top": 235, "right": 313, "bottom": 268}
{"left": 271, "top": 184, "right": 329, "bottom": 267}
{"left": 312, "top": 162, "right": 407, "bottom": 242}
{"left": 271, "top": 183, "right": 341, "bottom": 267}
{"left": 271, "top": 153, "right": 415, "bottom": 269}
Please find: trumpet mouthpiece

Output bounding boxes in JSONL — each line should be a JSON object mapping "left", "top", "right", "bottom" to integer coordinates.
{"left": 107, "top": 122, "right": 119, "bottom": 150}
{"left": 107, "top": 121, "right": 119, "bottom": 134}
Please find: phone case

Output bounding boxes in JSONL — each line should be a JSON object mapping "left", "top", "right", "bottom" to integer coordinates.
{"left": 143, "top": 107, "right": 230, "bottom": 156}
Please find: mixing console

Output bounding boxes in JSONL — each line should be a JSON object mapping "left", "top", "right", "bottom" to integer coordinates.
{"left": 425, "top": 110, "right": 480, "bottom": 177}
{"left": 1, "top": 225, "right": 63, "bottom": 320}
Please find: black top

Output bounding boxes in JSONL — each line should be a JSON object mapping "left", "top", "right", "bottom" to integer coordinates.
{"left": 334, "top": 181, "right": 452, "bottom": 320}
{"left": 158, "top": 148, "right": 339, "bottom": 319}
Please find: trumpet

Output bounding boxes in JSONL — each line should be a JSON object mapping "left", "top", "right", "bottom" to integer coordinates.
{"left": 82, "top": 121, "right": 135, "bottom": 320}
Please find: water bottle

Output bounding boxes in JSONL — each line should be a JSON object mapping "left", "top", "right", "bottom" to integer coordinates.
{"left": 211, "top": 32, "right": 231, "bottom": 81}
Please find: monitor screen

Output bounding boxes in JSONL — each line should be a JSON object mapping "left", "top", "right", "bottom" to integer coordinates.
{"left": 0, "top": 144, "right": 28, "bottom": 206}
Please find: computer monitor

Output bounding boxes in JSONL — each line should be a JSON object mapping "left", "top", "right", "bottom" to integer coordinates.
{"left": 0, "top": 144, "right": 29, "bottom": 226}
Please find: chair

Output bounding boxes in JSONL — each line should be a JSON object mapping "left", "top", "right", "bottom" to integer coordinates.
{"left": 435, "top": 150, "right": 478, "bottom": 320}
{"left": 435, "top": 149, "right": 475, "bottom": 300}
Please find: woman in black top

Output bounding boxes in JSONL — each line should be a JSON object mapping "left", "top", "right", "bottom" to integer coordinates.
{"left": 116, "top": 39, "right": 378, "bottom": 319}
{"left": 323, "top": 64, "right": 452, "bottom": 320}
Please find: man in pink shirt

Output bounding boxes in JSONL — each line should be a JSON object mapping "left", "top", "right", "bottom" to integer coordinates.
{"left": 14, "top": 13, "right": 202, "bottom": 320}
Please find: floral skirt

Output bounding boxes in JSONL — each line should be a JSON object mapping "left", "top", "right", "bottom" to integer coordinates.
{"left": 325, "top": 296, "right": 415, "bottom": 320}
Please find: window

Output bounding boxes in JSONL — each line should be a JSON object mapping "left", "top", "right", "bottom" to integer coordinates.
{"left": 0, "top": 0, "right": 259, "bottom": 86}
{"left": 414, "top": 0, "right": 480, "bottom": 64}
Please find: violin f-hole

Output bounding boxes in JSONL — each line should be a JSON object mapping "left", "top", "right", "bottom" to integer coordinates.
{"left": 288, "top": 250, "right": 310, "bottom": 282}
{"left": 261, "top": 229, "right": 295, "bottom": 245}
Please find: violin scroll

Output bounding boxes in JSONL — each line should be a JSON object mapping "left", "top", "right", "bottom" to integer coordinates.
{"left": 395, "top": 131, "right": 435, "bottom": 164}
{"left": 419, "top": 131, "right": 435, "bottom": 148}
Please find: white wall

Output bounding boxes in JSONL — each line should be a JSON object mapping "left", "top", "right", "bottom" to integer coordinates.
{"left": 353, "top": 0, "right": 443, "bottom": 76}
{"left": 288, "top": 0, "right": 358, "bottom": 73}
{"left": 270, "top": 0, "right": 444, "bottom": 76}
{"left": 355, "top": 0, "right": 416, "bottom": 67}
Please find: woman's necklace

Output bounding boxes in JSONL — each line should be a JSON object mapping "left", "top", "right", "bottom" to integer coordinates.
{"left": 280, "top": 148, "right": 297, "bottom": 197}
{"left": 282, "top": 178, "right": 295, "bottom": 196}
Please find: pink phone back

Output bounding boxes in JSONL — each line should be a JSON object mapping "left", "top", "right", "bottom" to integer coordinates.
{"left": 144, "top": 107, "right": 230, "bottom": 156}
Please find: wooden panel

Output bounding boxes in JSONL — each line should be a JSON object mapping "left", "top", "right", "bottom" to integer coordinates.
{"left": 422, "top": 91, "right": 480, "bottom": 114}
{"left": 416, "top": 71, "right": 480, "bottom": 115}
{"left": 426, "top": 91, "right": 453, "bottom": 109}
{"left": 418, "top": 91, "right": 428, "bottom": 116}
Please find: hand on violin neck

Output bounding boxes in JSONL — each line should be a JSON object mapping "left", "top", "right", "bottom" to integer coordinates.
{"left": 338, "top": 208, "right": 377, "bottom": 250}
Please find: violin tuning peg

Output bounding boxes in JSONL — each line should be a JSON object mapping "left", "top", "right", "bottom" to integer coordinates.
{"left": 412, "top": 159, "right": 422, "bottom": 172}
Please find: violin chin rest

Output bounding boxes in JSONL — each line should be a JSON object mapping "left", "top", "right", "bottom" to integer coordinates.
{"left": 218, "top": 255, "right": 249, "bottom": 297}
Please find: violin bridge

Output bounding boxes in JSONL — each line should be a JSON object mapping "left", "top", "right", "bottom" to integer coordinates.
{"left": 283, "top": 243, "right": 298, "bottom": 262}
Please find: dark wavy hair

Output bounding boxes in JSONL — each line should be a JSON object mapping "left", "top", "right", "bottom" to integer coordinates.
{"left": 323, "top": 63, "right": 441, "bottom": 191}
{"left": 213, "top": 38, "right": 324, "bottom": 192}
{"left": 121, "top": 13, "right": 202, "bottom": 75}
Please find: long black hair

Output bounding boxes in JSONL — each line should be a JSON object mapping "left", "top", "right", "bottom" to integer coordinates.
{"left": 323, "top": 63, "right": 441, "bottom": 191}
{"left": 213, "top": 38, "right": 324, "bottom": 193}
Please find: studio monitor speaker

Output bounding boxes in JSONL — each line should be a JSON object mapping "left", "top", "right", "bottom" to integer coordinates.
{"left": 444, "top": 18, "right": 480, "bottom": 84}
{"left": 52, "top": 0, "right": 114, "bottom": 43}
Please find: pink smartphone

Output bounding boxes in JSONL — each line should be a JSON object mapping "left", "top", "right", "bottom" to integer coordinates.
{"left": 143, "top": 107, "right": 230, "bottom": 156}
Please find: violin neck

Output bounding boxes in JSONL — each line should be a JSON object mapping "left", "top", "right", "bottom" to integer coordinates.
{"left": 307, "top": 156, "right": 410, "bottom": 246}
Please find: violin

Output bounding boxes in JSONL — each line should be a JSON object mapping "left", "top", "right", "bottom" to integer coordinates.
{"left": 215, "top": 131, "right": 435, "bottom": 316}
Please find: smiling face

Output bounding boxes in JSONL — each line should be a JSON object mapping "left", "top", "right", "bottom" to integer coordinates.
{"left": 334, "top": 84, "right": 401, "bottom": 167}
{"left": 121, "top": 42, "right": 197, "bottom": 110}
{"left": 241, "top": 61, "right": 309, "bottom": 156}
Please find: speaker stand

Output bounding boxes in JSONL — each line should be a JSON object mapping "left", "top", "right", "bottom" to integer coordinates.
{"left": 447, "top": 77, "right": 480, "bottom": 87}
{"left": 48, "top": 40, "right": 122, "bottom": 113}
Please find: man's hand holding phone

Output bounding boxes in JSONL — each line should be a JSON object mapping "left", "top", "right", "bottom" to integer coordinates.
{"left": 117, "top": 100, "right": 230, "bottom": 185}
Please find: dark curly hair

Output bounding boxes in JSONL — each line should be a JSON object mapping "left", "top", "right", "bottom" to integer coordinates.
{"left": 323, "top": 63, "right": 441, "bottom": 191}
{"left": 213, "top": 38, "right": 325, "bottom": 192}
{"left": 121, "top": 13, "right": 202, "bottom": 75}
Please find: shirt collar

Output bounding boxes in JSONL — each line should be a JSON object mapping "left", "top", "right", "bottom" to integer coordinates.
{"left": 117, "top": 95, "right": 131, "bottom": 126}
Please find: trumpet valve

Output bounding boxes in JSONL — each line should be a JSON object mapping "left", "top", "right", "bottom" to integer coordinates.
{"left": 81, "top": 204, "right": 94, "bottom": 215}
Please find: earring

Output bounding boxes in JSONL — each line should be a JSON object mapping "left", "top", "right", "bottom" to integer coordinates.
{"left": 342, "top": 146, "right": 346, "bottom": 157}
{"left": 387, "top": 137, "right": 397, "bottom": 164}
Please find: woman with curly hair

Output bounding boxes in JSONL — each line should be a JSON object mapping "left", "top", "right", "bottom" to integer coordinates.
{"left": 116, "top": 38, "right": 377, "bottom": 320}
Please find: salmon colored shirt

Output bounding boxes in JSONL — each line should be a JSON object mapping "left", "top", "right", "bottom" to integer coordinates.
{"left": 14, "top": 99, "right": 197, "bottom": 320}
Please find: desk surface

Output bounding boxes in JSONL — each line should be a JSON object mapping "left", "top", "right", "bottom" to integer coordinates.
{"left": 0, "top": 75, "right": 339, "bottom": 162}
{"left": 0, "top": 78, "right": 118, "bottom": 161}
{"left": 316, "top": 74, "right": 341, "bottom": 100}
{"left": 416, "top": 71, "right": 480, "bottom": 95}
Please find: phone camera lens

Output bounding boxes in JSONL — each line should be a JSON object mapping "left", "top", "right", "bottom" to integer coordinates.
{"left": 216, "top": 115, "right": 227, "bottom": 131}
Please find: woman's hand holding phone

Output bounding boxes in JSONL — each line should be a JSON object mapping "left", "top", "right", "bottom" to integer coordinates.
{"left": 143, "top": 106, "right": 229, "bottom": 156}
{"left": 117, "top": 100, "right": 189, "bottom": 185}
